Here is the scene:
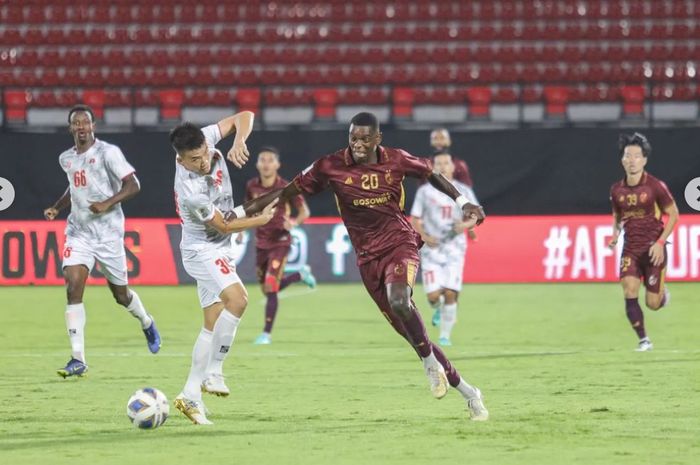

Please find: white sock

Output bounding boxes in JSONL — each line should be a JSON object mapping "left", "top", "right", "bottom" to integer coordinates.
{"left": 183, "top": 328, "right": 212, "bottom": 401}
{"left": 65, "top": 303, "right": 86, "bottom": 363}
{"left": 421, "top": 350, "right": 442, "bottom": 371}
{"left": 440, "top": 303, "right": 457, "bottom": 339}
{"left": 455, "top": 377, "right": 479, "bottom": 399}
{"left": 206, "top": 311, "right": 241, "bottom": 376}
{"left": 126, "top": 290, "right": 152, "bottom": 329}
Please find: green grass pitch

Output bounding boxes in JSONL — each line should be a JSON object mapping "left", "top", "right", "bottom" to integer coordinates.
{"left": 0, "top": 283, "right": 698, "bottom": 465}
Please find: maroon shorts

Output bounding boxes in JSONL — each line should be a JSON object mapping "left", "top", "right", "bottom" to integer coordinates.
{"left": 358, "top": 246, "right": 420, "bottom": 325}
{"left": 256, "top": 246, "right": 289, "bottom": 292}
{"left": 620, "top": 245, "right": 667, "bottom": 293}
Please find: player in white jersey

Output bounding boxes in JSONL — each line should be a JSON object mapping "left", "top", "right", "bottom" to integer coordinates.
{"left": 43, "top": 105, "right": 161, "bottom": 379}
{"left": 410, "top": 152, "right": 479, "bottom": 346}
{"left": 170, "top": 112, "right": 278, "bottom": 425}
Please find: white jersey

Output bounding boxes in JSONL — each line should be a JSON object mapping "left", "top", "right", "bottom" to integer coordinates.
{"left": 174, "top": 124, "right": 236, "bottom": 251}
{"left": 411, "top": 180, "right": 478, "bottom": 246}
{"left": 58, "top": 138, "right": 135, "bottom": 241}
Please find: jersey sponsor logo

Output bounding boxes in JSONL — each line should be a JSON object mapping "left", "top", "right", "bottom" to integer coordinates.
{"left": 214, "top": 169, "right": 223, "bottom": 187}
{"left": 344, "top": 176, "right": 354, "bottom": 185}
{"left": 621, "top": 208, "right": 646, "bottom": 220}
{"left": 352, "top": 192, "right": 392, "bottom": 207}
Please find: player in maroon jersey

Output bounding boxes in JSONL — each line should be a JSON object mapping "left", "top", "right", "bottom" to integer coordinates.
{"left": 430, "top": 128, "right": 473, "bottom": 187}
{"left": 608, "top": 133, "right": 679, "bottom": 352}
{"left": 238, "top": 147, "right": 316, "bottom": 345}
{"left": 230, "top": 113, "right": 489, "bottom": 420}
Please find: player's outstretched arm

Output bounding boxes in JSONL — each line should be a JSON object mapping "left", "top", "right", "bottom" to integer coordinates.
{"left": 44, "top": 186, "right": 70, "bottom": 220}
{"left": 89, "top": 173, "right": 141, "bottom": 214}
{"left": 427, "top": 172, "right": 485, "bottom": 225}
{"left": 210, "top": 199, "right": 278, "bottom": 234}
{"left": 217, "top": 111, "right": 254, "bottom": 169}
{"left": 232, "top": 182, "right": 302, "bottom": 219}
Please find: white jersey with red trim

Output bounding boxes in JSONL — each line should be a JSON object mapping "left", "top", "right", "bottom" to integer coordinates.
{"left": 58, "top": 138, "right": 135, "bottom": 241}
{"left": 174, "top": 124, "right": 236, "bottom": 251}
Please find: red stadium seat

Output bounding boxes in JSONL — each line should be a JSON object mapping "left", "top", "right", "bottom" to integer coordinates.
{"left": 158, "top": 89, "right": 185, "bottom": 121}
{"left": 4, "top": 90, "right": 32, "bottom": 123}
{"left": 620, "top": 85, "right": 646, "bottom": 117}
{"left": 82, "top": 90, "right": 106, "bottom": 119}
{"left": 465, "top": 87, "right": 491, "bottom": 118}
{"left": 392, "top": 87, "right": 415, "bottom": 120}
{"left": 235, "top": 88, "right": 261, "bottom": 114}
{"left": 543, "top": 86, "right": 570, "bottom": 118}
{"left": 312, "top": 88, "right": 339, "bottom": 120}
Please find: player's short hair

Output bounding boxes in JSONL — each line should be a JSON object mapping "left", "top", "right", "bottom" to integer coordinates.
{"left": 350, "top": 112, "right": 379, "bottom": 132}
{"left": 258, "top": 146, "right": 280, "bottom": 160}
{"left": 431, "top": 127, "right": 450, "bottom": 136}
{"left": 68, "top": 104, "right": 95, "bottom": 123}
{"left": 170, "top": 122, "right": 205, "bottom": 154}
{"left": 619, "top": 132, "right": 652, "bottom": 158}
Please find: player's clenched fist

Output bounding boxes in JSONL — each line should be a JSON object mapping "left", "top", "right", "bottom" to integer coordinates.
{"left": 462, "top": 203, "right": 485, "bottom": 225}
{"left": 43, "top": 207, "right": 58, "bottom": 220}
{"left": 227, "top": 140, "right": 250, "bottom": 168}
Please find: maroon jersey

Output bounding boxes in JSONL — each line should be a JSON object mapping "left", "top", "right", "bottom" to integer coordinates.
{"left": 419, "top": 155, "right": 473, "bottom": 187}
{"left": 453, "top": 157, "right": 473, "bottom": 187}
{"left": 293, "top": 146, "right": 433, "bottom": 264}
{"left": 610, "top": 172, "right": 675, "bottom": 251}
{"left": 246, "top": 176, "right": 305, "bottom": 250}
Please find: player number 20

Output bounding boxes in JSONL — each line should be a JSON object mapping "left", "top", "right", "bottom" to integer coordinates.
{"left": 361, "top": 174, "right": 379, "bottom": 190}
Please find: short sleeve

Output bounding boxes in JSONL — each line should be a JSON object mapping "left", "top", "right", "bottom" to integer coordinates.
{"left": 293, "top": 159, "right": 330, "bottom": 196}
{"left": 201, "top": 124, "right": 223, "bottom": 148}
{"left": 410, "top": 186, "right": 425, "bottom": 217}
{"left": 399, "top": 150, "right": 433, "bottom": 179}
{"left": 653, "top": 179, "right": 675, "bottom": 209}
{"left": 183, "top": 193, "right": 216, "bottom": 223}
{"left": 104, "top": 146, "right": 135, "bottom": 180}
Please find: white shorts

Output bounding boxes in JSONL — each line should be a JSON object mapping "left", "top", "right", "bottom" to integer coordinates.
{"left": 181, "top": 246, "right": 243, "bottom": 308}
{"left": 420, "top": 247, "right": 465, "bottom": 294}
{"left": 62, "top": 235, "right": 128, "bottom": 286}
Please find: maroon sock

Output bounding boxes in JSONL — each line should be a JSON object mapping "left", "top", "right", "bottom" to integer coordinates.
{"left": 431, "top": 343, "right": 462, "bottom": 387}
{"left": 280, "top": 272, "right": 301, "bottom": 291}
{"left": 263, "top": 293, "right": 279, "bottom": 333}
{"left": 398, "top": 305, "right": 432, "bottom": 358}
{"left": 625, "top": 298, "right": 646, "bottom": 339}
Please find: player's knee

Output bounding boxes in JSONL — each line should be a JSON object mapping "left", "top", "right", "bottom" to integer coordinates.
{"left": 645, "top": 296, "right": 662, "bottom": 311}
{"left": 65, "top": 281, "right": 83, "bottom": 303}
{"left": 389, "top": 296, "right": 411, "bottom": 319}
{"left": 444, "top": 292, "right": 458, "bottom": 305}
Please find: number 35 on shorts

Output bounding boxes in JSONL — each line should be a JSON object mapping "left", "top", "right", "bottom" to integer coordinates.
{"left": 214, "top": 257, "right": 233, "bottom": 274}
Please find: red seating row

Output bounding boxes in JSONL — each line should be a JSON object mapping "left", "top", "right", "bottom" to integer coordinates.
{"left": 1, "top": 62, "right": 696, "bottom": 88}
{"left": 3, "top": 1, "right": 700, "bottom": 24}
{"left": 4, "top": 21, "right": 700, "bottom": 47}
{"left": 4, "top": 44, "right": 699, "bottom": 69}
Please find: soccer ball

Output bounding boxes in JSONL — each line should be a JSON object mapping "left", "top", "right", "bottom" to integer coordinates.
{"left": 126, "top": 387, "right": 169, "bottom": 429}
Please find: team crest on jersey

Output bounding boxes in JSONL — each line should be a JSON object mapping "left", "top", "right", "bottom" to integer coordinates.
{"left": 618, "top": 195, "right": 625, "bottom": 205}
{"left": 344, "top": 176, "right": 354, "bottom": 185}
{"left": 640, "top": 192, "right": 648, "bottom": 204}
{"left": 89, "top": 158, "right": 96, "bottom": 164}
{"left": 385, "top": 170, "right": 393, "bottom": 184}
{"left": 271, "top": 259, "right": 280, "bottom": 270}
{"left": 647, "top": 275, "right": 657, "bottom": 286}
